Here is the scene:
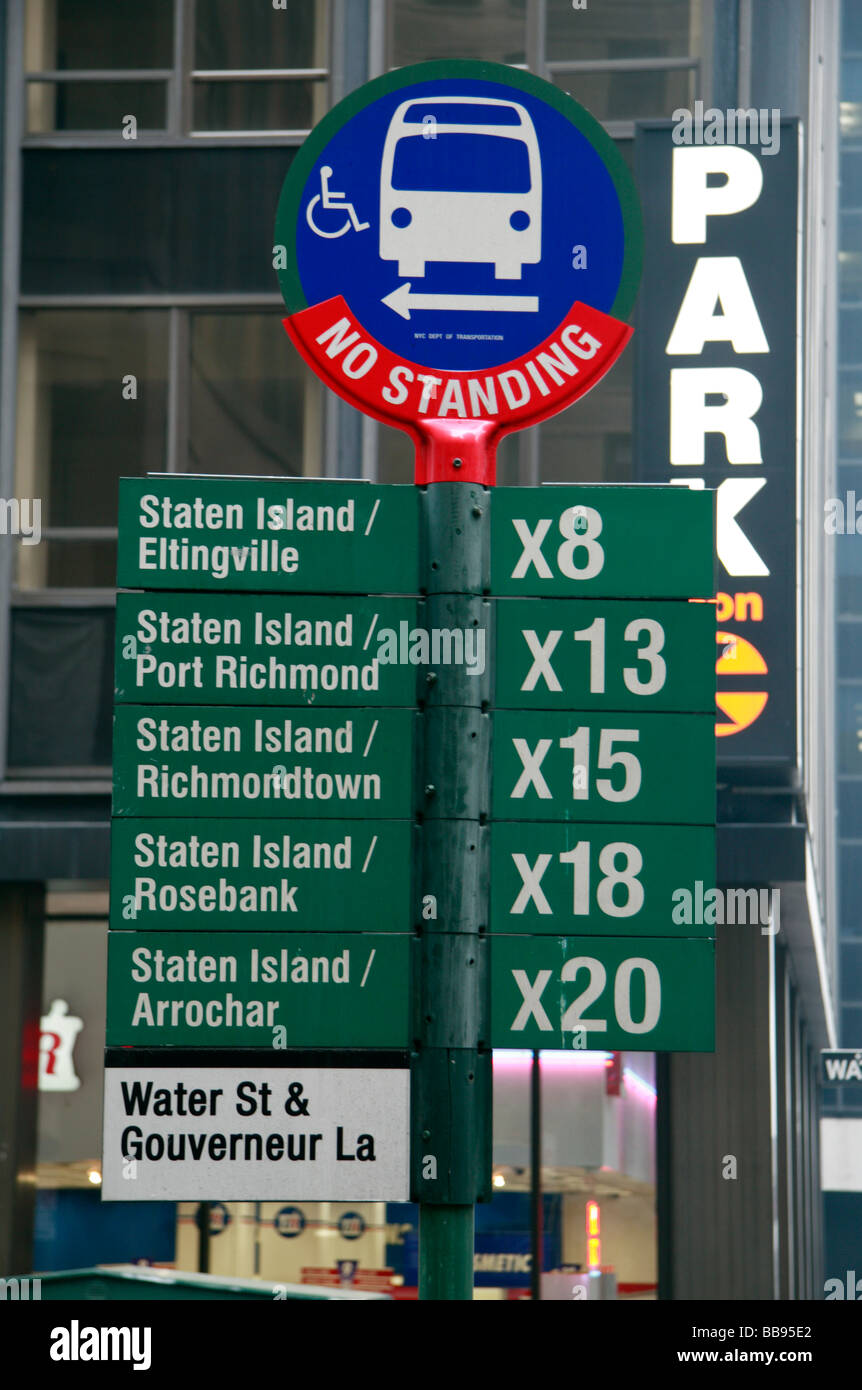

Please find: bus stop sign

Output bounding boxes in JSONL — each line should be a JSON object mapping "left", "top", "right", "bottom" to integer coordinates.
{"left": 275, "top": 60, "right": 642, "bottom": 482}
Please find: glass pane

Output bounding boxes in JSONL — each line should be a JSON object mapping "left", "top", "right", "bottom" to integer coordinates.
{"left": 839, "top": 844, "right": 862, "bottom": 929}
{"left": 192, "top": 78, "right": 326, "bottom": 132}
{"left": 840, "top": 942, "right": 862, "bottom": 999}
{"left": 840, "top": 374, "right": 862, "bottom": 457}
{"left": 842, "top": 151, "right": 862, "bottom": 211}
{"left": 838, "top": 619, "right": 862, "bottom": 679}
{"left": 391, "top": 0, "right": 526, "bottom": 67}
{"left": 8, "top": 609, "right": 115, "bottom": 767}
{"left": 551, "top": 66, "right": 695, "bottom": 123}
{"left": 29, "top": 541, "right": 119, "bottom": 588}
{"left": 22, "top": 149, "right": 295, "bottom": 295}
{"left": 26, "top": 0, "right": 173, "bottom": 70}
{"left": 189, "top": 313, "right": 320, "bottom": 477}
{"left": 195, "top": 0, "right": 328, "bottom": 69}
{"left": 839, "top": 576, "right": 862, "bottom": 613}
{"left": 841, "top": 1005, "right": 862, "bottom": 1047}
{"left": 842, "top": 59, "right": 862, "bottom": 140}
{"left": 839, "top": 685, "right": 862, "bottom": 773}
{"left": 842, "top": 307, "right": 862, "bottom": 362}
{"left": 27, "top": 80, "right": 166, "bottom": 134}
{"left": 546, "top": 0, "right": 703, "bottom": 62}
{"left": 839, "top": 780, "right": 862, "bottom": 831}
{"left": 538, "top": 339, "right": 632, "bottom": 481}
{"left": 845, "top": 2, "right": 862, "bottom": 55}
{"left": 16, "top": 310, "right": 168, "bottom": 542}
{"left": 841, "top": 103, "right": 862, "bottom": 142}
{"left": 835, "top": 466, "right": 862, "bottom": 573}
{"left": 378, "top": 424, "right": 414, "bottom": 483}
{"left": 837, "top": 528, "right": 862, "bottom": 580}
{"left": 843, "top": 57, "right": 862, "bottom": 103}
{"left": 840, "top": 214, "right": 862, "bottom": 297}
{"left": 494, "top": 432, "right": 521, "bottom": 485}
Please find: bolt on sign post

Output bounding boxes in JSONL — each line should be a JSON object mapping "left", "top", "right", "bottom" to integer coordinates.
{"left": 104, "top": 62, "right": 715, "bottom": 1304}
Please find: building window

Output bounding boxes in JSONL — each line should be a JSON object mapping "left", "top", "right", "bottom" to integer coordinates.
{"left": 839, "top": 375, "right": 862, "bottom": 460}
{"left": 25, "top": 0, "right": 174, "bottom": 135}
{"left": 15, "top": 310, "right": 169, "bottom": 589}
{"left": 839, "top": 684, "right": 862, "bottom": 775}
{"left": 535, "top": 139, "right": 635, "bottom": 483}
{"left": 14, "top": 308, "right": 322, "bottom": 591}
{"left": 26, "top": 0, "right": 174, "bottom": 69}
{"left": 544, "top": 0, "right": 703, "bottom": 125}
{"left": 22, "top": 148, "right": 298, "bottom": 296}
{"left": 841, "top": 212, "right": 862, "bottom": 299}
{"left": 386, "top": 0, "right": 704, "bottom": 123}
{"left": 7, "top": 608, "right": 114, "bottom": 772}
{"left": 188, "top": 312, "right": 322, "bottom": 476}
{"left": 389, "top": 0, "right": 527, "bottom": 67}
{"left": 538, "top": 313, "right": 633, "bottom": 483}
{"left": 24, "top": 0, "right": 331, "bottom": 138}
{"left": 192, "top": 0, "right": 329, "bottom": 134}
{"left": 548, "top": 66, "right": 695, "bottom": 123}
{"left": 545, "top": 0, "right": 702, "bottom": 62}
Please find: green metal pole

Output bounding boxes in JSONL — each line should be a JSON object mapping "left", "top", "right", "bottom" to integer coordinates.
{"left": 413, "top": 477, "right": 492, "bottom": 1300}
{"left": 419, "top": 1206, "right": 475, "bottom": 1301}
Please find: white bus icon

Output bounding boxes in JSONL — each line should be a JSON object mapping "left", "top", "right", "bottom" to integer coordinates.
{"left": 379, "top": 96, "right": 542, "bottom": 280}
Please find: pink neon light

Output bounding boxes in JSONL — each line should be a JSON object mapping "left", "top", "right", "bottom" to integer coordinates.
{"left": 622, "top": 1068, "right": 657, "bottom": 1104}
{"left": 491, "top": 1053, "right": 657, "bottom": 1102}
{"left": 492, "top": 1050, "right": 611, "bottom": 1071}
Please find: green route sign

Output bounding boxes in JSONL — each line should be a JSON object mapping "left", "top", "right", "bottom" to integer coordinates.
{"left": 490, "top": 935, "right": 715, "bottom": 1050}
{"left": 490, "top": 486, "right": 714, "bottom": 598}
{"left": 117, "top": 477, "right": 420, "bottom": 594}
{"left": 106, "top": 931, "right": 411, "bottom": 1047}
{"left": 114, "top": 592, "right": 419, "bottom": 706}
{"left": 494, "top": 598, "right": 715, "bottom": 711}
{"left": 110, "top": 818, "right": 411, "bottom": 932}
{"left": 490, "top": 822, "right": 714, "bottom": 936}
{"left": 117, "top": 478, "right": 715, "bottom": 602}
{"left": 112, "top": 706, "right": 415, "bottom": 819}
{"left": 491, "top": 710, "right": 715, "bottom": 823}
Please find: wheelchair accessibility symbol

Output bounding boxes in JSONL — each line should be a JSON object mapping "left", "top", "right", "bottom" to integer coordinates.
{"left": 306, "top": 166, "right": 370, "bottom": 238}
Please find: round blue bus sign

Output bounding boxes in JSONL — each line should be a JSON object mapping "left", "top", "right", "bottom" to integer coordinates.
{"left": 275, "top": 61, "right": 642, "bottom": 482}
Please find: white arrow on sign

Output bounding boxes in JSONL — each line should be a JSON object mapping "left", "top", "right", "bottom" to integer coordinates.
{"left": 382, "top": 282, "right": 539, "bottom": 319}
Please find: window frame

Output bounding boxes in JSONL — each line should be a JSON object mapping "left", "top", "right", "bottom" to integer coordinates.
{"left": 22, "top": 0, "right": 333, "bottom": 144}
{"left": 13, "top": 294, "right": 321, "bottom": 602}
{"left": 386, "top": 0, "right": 713, "bottom": 139}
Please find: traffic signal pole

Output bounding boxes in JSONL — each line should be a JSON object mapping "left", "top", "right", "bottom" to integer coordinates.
{"left": 415, "top": 434, "right": 495, "bottom": 1301}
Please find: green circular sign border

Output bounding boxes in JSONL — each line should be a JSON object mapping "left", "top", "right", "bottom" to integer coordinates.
{"left": 274, "top": 58, "right": 643, "bottom": 324}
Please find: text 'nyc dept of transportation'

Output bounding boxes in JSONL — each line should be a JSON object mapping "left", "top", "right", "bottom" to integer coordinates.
{"left": 274, "top": 60, "right": 641, "bottom": 482}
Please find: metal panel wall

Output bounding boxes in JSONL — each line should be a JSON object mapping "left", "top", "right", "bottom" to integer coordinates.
{"left": 660, "top": 931, "right": 824, "bottom": 1300}
{"left": 659, "top": 924, "right": 776, "bottom": 1299}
